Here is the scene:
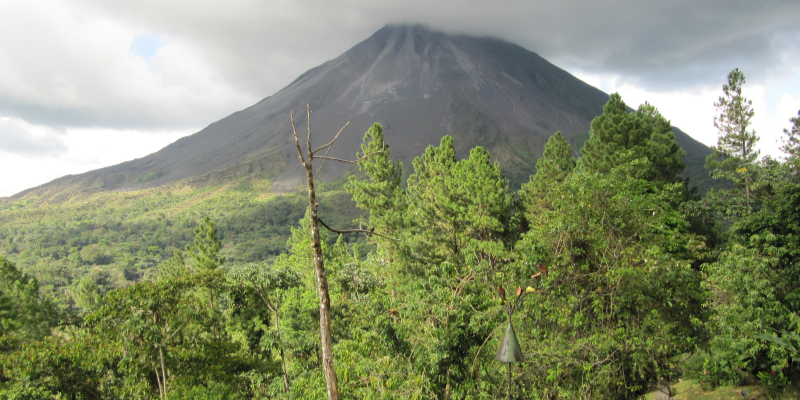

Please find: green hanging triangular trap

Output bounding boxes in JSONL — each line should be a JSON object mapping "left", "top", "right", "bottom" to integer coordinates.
{"left": 495, "top": 322, "right": 524, "bottom": 363}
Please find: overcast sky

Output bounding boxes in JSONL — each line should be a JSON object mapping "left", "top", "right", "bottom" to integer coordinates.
{"left": 1, "top": 0, "right": 799, "bottom": 197}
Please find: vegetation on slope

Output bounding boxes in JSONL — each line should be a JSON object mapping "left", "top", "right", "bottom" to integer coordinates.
{"left": 0, "top": 177, "right": 364, "bottom": 304}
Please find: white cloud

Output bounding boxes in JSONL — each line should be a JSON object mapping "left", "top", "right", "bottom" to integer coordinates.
{"left": 0, "top": 127, "right": 192, "bottom": 197}
{"left": 0, "top": 117, "right": 67, "bottom": 156}
{"left": 754, "top": 91, "right": 800, "bottom": 158}
{"left": 572, "top": 69, "right": 800, "bottom": 159}
{"left": 0, "top": 0, "right": 256, "bottom": 129}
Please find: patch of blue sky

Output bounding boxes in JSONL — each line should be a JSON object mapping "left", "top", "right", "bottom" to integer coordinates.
{"left": 130, "top": 34, "right": 166, "bottom": 60}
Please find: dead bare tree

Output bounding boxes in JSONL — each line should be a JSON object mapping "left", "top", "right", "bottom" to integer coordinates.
{"left": 290, "top": 105, "right": 393, "bottom": 400}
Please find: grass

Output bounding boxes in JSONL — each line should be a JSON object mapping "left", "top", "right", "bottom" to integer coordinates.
{"left": 646, "top": 379, "right": 759, "bottom": 399}
{"left": 646, "top": 379, "right": 800, "bottom": 400}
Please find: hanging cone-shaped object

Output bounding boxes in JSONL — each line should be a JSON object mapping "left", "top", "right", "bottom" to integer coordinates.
{"left": 495, "top": 322, "right": 524, "bottom": 363}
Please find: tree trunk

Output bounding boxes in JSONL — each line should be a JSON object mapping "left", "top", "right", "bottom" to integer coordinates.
{"left": 159, "top": 345, "right": 167, "bottom": 398}
{"left": 303, "top": 152, "right": 340, "bottom": 400}
{"left": 445, "top": 368, "right": 451, "bottom": 400}
{"left": 155, "top": 366, "right": 163, "bottom": 399}
{"left": 275, "top": 310, "right": 291, "bottom": 393}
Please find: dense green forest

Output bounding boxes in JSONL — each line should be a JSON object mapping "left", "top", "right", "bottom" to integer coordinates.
{"left": 2, "top": 69, "right": 800, "bottom": 399}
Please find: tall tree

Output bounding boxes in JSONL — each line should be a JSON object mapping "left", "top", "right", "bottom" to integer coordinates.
{"left": 404, "top": 138, "right": 515, "bottom": 398}
{"left": 706, "top": 68, "right": 759, "bottom": 206}
{"left": 290, "top": 106, "right": 386, "bottom": 400}
{"left": 517, "top": 157, "right": 707, "bottom": 399}
{"left": 406, "top": 136, "right": 462, "bottom": 269}
{"left": 226, "top": 260, "right": 303, "bottom": 393}
{"left": 520, "top": 131, "right": 575, "bottom": 213}
{"left": 781, "top": 109, "right": 800, "bottom": 173}
{"left": 578, "top": 94, "right": 685, "bottom": 183}
{"left": 345, "top": 123, "right": 406, "bottom": 264}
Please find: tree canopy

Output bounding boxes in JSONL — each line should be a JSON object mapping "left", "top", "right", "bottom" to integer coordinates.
{"left": 578, "top": 93, "right": 685, "bottom": 183}
{"left": 2, "top": 70, "right": 800, "bottom": 399}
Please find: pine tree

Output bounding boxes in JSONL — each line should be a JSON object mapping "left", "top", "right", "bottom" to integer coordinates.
{"left": 578, "top": 93, "right": 685, "bottom": 182}
{"left": 345, "top": 123, "right": 406, "bottom": 262}
{"left": 455, "top": 146, "right": 512, "bottom": 243}
{"left": 406, "top": 135, "right": 462, "bottom": 268}
{"left": 520, "top": 131, "right": 575, "bottom": 212}
{"left": 157, "top": 249, "right": 190, "bottom": 280}
{"left": 73, "top": 277, "right": 104, "bottom": 311}
{"left": 636, "top": 102, "right": 686, "bottom": 182}
{"left": 706, "top": 68, "right": 759, "bottom": 204}
{"left": 781, "top": 109, "right": 800, "bottom": 172}
{"left": 186, "top": 216, "right": 224, "bottom": 270}
{"left": 346, "top": 123, "right": 403, "bottom": 223}
{"left": 577, "top": 93, "right": 629, "bottom": 174}
{"left": 404, "top": 138, "right": 513, "bottom": 398}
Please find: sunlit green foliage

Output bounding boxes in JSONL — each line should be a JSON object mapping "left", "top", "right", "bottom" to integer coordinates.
{"left": 520, "top": 130, "right": 575, "bottom": 213}
{"left": 578, "top": 93, "right": 685, "bottom": 183}
{"left": 0, "top": 256, "right": 56, "bottom": 341}
{"left": 0, "top": 181, "right": 360, "bottom": 303}
{"left": 516, "top": 157, "right": 707, "bottom": 398}
{"left": 694, "top": 69, "right": 800, "bottom": 395}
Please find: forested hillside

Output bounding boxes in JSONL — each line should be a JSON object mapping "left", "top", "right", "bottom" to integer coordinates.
{"left": 2, "top": 70, "right": 800, "bottom": 399}
{"left": 0, "top": 180, "right": 366, "bottom": 302}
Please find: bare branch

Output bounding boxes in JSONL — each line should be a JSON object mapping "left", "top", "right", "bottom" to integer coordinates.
{"left": 315, "top": 121, "right": 351, "bottom": 172}
{"left": 313, "top": 147, "right": 385, "bottom": 164}
{"left": 291, "top": 110, "right": 306, "bottom": 165}
{"left": 312, "top": 121, "right": 351, "bottom": 155}
{"left": 317, "top": 217, "right": 400, "bottom": 241}
{"left": 306, "top": 105, "right": 312, "bottom": 159}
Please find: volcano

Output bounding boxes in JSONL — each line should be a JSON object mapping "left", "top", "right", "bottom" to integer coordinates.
{"left": 15, "top": 24, "right": 711, "bottom": 199}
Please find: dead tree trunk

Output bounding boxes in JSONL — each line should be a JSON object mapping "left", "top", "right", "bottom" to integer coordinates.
{"left": 306, "top": 154, "right": 339, "bottom": 400}
{"left": 292, "top": 107, "right": 340, "bottom": 400}
{"left": 291, "top": 106, "right": 394, "bottom": 400}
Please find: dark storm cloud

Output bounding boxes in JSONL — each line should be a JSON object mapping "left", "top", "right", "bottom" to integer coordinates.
{"left": 1, "top": 0, "right": 797, "bottom": 131}
{"left": 78, "top": 0, "right": 800, "bottom": 93}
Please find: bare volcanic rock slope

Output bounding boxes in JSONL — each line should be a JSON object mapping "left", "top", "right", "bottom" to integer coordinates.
{"left": 17, "top": 24, "right": 710, "bottom": 199}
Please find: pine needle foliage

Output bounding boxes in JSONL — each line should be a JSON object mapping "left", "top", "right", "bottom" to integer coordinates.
{"left": 705, "top": 68, "right": 759, "bottom": 204}
{"left": 186, "top": 216, "right": 224, "bottom": 270}
{"left": 781, "top": 110, "right": 800, "bottom": 174}
{"left": 520, "top": 131, "right": 575, "bottom": 212}
{"left": 578, "top": 93, "right": 685, "bottom": 183}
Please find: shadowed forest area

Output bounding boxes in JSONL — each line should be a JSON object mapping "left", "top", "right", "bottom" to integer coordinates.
{"left": 2, "top": 69, "right": 800, "bottom": 399}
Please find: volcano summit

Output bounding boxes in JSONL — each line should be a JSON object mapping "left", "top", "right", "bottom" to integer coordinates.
{"left": 15, "top": 24, "right": 710, "bottom": 199}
